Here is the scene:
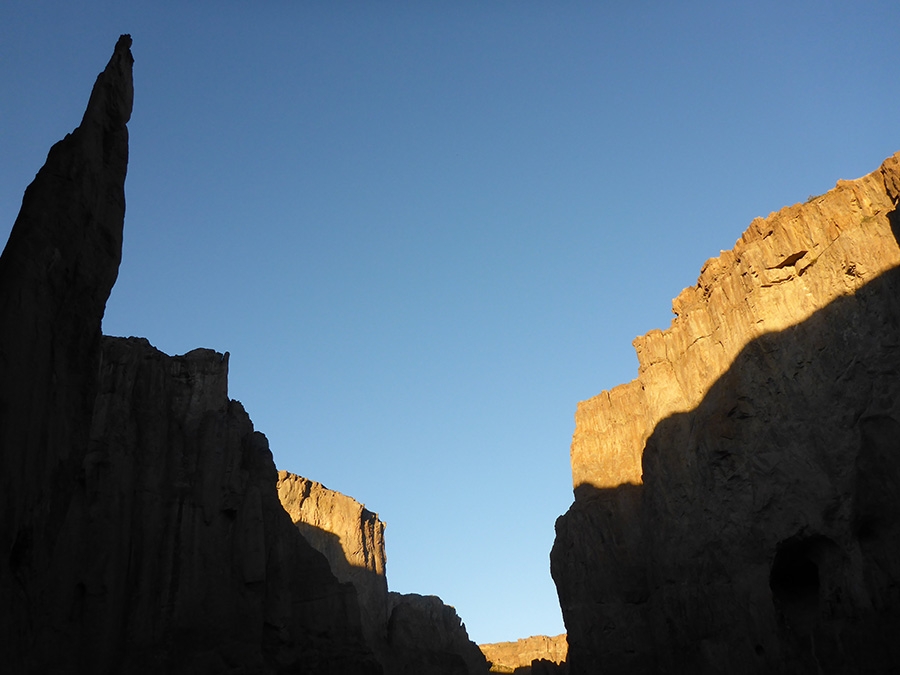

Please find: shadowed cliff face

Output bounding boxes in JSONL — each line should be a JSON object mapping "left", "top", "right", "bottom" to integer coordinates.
{"left": 0, "top": 37, "right": 382, "bottom": 674}
{"left": 0, "top": 34, "right": 133, "bottom": 669}
{"left": 278, "top": 471, "right": 390, "bottom": 648}
{"left": 277, "top": 472, "right": 491, "bottom": 675}
{"left": 0, "top": 35, "right": 489, "bottom": 675}
{"left": 552, "top": 159, "right": 900, "bottom": 673}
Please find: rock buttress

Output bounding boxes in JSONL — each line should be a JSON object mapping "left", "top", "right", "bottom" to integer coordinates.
{"left": 551, "top": 153, "right": 900, "bottom": 673}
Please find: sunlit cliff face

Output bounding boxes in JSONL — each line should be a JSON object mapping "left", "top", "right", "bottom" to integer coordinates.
{"left": 571, "top": 153, "right": 900, "bottom": 493}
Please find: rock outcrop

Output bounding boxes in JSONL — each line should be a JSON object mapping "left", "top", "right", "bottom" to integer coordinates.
{"left": 0, "top": 34, "right": 133, "bottom": 671}
{"left": 386, "top": 593, "right": 491, "bottom": 675}
{"left": 88, "top": 337, "right": 379, "bottom": 673}
{"left": 0, "top": 35, "right": 493, "bottom": 675}
{"left": 277, "top": 472, "right": 490, "bottom": 674}
{"left": 0, "top": 37, "right": 380, "bottom": 674}
{"left": 479, "top": 634, "right": 568, "bottom": 673}
{"left": 551, "top": 153, "right": 900, "bottom": 673}
{"left": 277, "top": 471, "right": 390, "bottom": 647}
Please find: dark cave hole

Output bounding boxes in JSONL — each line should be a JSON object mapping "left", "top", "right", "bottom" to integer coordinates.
{"left": 771, "top": 544, "right": 819, "bottom": 604}
{"left": 769, "top": 536, "right": 827, "bottom": 626}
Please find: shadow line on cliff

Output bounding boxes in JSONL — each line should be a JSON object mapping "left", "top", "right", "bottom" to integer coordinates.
{"left": 557, "top": 209, "right": 900, "bottom": 673}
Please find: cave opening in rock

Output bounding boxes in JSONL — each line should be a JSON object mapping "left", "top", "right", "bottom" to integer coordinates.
{"left": 769, "top": 540, "right": 819, "bottom": 606}
{"left": 769, "top": 536, "right": 829, "bottom": 632}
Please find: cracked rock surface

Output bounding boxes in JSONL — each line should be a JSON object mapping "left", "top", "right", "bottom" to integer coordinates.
{"left": 552, "top": 153, "right": 900, "bottom": 674}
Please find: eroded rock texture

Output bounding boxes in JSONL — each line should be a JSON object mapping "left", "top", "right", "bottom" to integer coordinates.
{"left": 0, "top": 37, "right": 380, "bottom": 674}
{"left": 278, "top": 472, "right": 489, "bottom": 675}
{"left": 479, "top": 634, "right": 568, "bottom": 673}
{"left": 84, "top": 337, "right": 379, "bottom": 673}
{"left": 387, "top": 593, "right": 491, "bottom": 675}
{"left": 551, "top": 154, "right": 900, "bottom": 673}
{"left": 277, "top": 471, "right": 390, "bottom": 647}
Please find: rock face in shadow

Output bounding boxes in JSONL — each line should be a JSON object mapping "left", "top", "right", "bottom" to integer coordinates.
{"left": 0, "top": 34, "right": 133, "bottom": 671}
{"left": 85, "top": 337, "right": 379, "bottom": 673}
{"left": 278, "top": 472, "right": 490, "bottom": 675}
{"left": 551, "top": 153, "right": 900, "bottom": 673}
{"left": 479, "top": 634, "right": 568, "bottom": 673}
{"left": 277, "top": 471, "right": 390, "bottom": 647}
{"left": 386, "top": 593, "right": 491, "bottom": 675}
{"left": 0, "top": 37, "right": 381, "bottom": 674}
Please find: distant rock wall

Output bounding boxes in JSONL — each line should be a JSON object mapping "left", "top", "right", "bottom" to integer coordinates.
{"left": 277, "top": 473, "right": 490, "bottom": 675}
{"left": 552, "top": 153, "right": 900, "bottom": 673}
{"left": 277, "top": 471, "right": 389, "bottom": 646}
{"left": 387, "top": 593, "right": 491, "bottom": 675}
{"left": 479, "top": 634, "right": 567, "bottom": 673}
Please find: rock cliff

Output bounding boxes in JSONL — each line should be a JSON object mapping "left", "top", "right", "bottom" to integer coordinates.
{"left": 277, "top": 471, "right": 390, "bottom": 647}
{"left": 386, "top": 593, "right": 491, "bottom": 675}
{"left": 0, "top": 34, "right": 133, "bottom": 671}
{"left": 0, "top": 36, "right": 379, "bottom": 674}
{"left": 277, "top": 472, "right": 490, "bottom": 674}
{"left": 479, "top": 634, "right": 568, "bottom": 673}
{"left": 0, "top": 35, "right": 491, "bottom": 675}
{"left": 87, "top": 337, "right": 379, "bottom": 673}
{"left": 551, "top": 153, "right": 900, "bottom": 673}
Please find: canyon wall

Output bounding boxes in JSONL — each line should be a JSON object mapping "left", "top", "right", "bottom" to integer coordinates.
{"left": 278, "top": 472, "right": 490, "bottom": 674}
{"left": 386, "top": 592, "right": 492, "bottom": 675}
{"left": 277, "top": 471, "right": 390, "bottom": 647}
{"left": 0, "top": 37, "right": 375, "bottom": 674}
{"left": 551, "top": 153, "right": 900, "bottom": 673}
{"left": 0, "top": 36, "right": 489, "bottom": 674}
{"left": 84, "top": 337, "right": 379, "bottom": 673}
{"left": 479, "top": 634, "right": 568, "bottom": 673}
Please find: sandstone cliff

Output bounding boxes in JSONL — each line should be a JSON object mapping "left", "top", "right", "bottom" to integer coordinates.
{"left": 0, "top": 37, "right": 380, "bottom": 674}
{"left": 277, "top": 471, "right": 390, "bottom": 647}
{"left": 277, "top": 472, "right": 490, "bottom": 675}
{"left": 479, "top": 634, "right": 568, "bottom": 673}
{"left": 551, "top": 153, "right": 900, "bottom": 673}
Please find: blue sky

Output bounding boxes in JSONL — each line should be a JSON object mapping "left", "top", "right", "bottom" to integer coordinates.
{"left": 2, "top": 1, "right": 899, "bottom": 644}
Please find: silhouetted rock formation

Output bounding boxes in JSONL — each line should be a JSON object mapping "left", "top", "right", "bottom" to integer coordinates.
{"left": 0, "top": 35, "right": 496, "bottom": 675}
{"left": 551, "top": 153, "right": 900, "bottom": 673}
{"left": 0, "top": 37, "right": 380, "bottom": 674}
{"left": 278, "top": 472, "right": 490, "bottom": 674}
{"left": 479, "top": 634, "right": 567, "bottom": 673}
{"left": 0, "top": 34, "right": 134, "bottom": 672}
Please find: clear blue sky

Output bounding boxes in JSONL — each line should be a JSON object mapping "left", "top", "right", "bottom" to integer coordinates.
{"left": 2, "top": 1, "right": 899, "bottom": 644}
